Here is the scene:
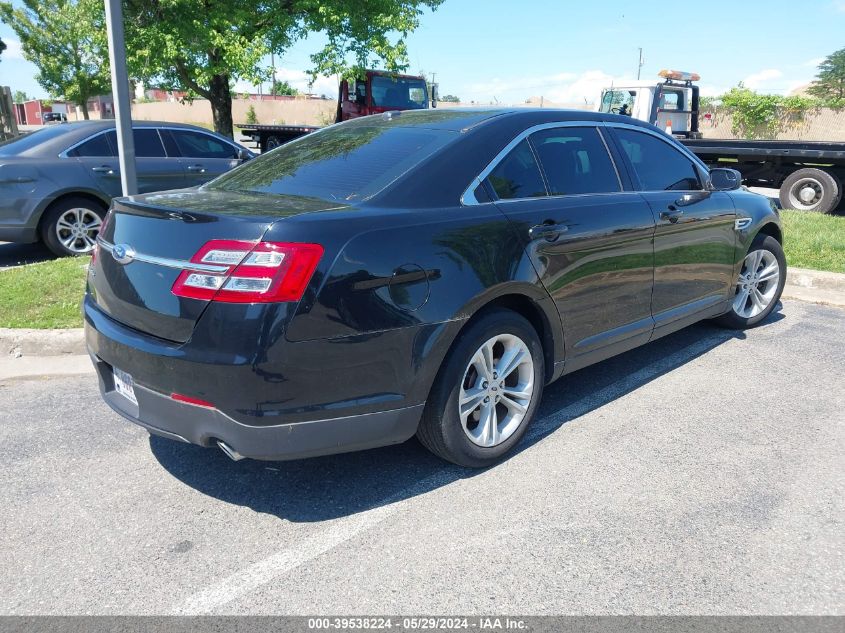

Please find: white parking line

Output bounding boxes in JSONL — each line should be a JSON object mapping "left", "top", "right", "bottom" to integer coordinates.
{"left": 171, "top": 328, "right": 750, "bottom": 614}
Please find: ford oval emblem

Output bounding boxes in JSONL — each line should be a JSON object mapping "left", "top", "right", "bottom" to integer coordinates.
{"left": 112, "top": 243, "right": 136, "bottom": 265}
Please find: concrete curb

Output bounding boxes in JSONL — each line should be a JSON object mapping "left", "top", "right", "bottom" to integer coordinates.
{"left": 782, "top": 267, "right": 845, "bottom": 307}
{"left": 0, "top": 267, "right": 842, "bottom": 360}
{"left": 1, "top": 327, "right": 85, "bottom": 358}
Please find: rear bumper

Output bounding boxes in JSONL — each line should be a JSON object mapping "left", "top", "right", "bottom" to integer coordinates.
{"left": 91, "top": 354, "right": 422, "bottom": 460}
{"left": 84, "top": 294, "right": 427, "bottom": 461}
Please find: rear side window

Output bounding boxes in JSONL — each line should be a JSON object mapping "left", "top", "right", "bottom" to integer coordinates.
{"left": 614, "top": 128, "right": 701, "bottom": 191}
{"left": 209, "top": 125, "right": 454, "bottom": 201}
{"left": 133, "top": 129, "right": 166, "bottom": 158}
{"left": 171, "top": 130, "right": 237, "bottom": 159}
{"left": 70, "top": 132, "right": 115, "bottom": 157}
{"left": 486, "top": 139, "right": 546, "bottom": 200}
{"left": 530, "top": 127, "right": 620, "bottom": 195}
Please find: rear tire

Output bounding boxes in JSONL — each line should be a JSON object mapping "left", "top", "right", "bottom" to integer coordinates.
{"left": 779, "top": 168, "right": 841, "bottom": 214}
{"left": 265, "top": 135, "right": 282, "bottom": 151}
{"left": 417, "top": 309, "right": 545, "bottom": 468}
{"left": 715, "top": 234, "right": 786, "bottom": 329}
{"left": 40, "top": 197, "right": 106, "bottom": 257}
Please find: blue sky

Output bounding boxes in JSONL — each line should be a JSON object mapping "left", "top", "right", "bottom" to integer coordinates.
{"left": 1, "top": 0, "right": 844, "bottom": 104}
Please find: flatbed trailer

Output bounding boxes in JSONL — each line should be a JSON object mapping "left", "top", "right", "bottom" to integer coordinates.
{"left": 598, "top": 71, "right": 845, "bottom": 213}
{"left": 682, "top": 138, "right": 845, "bottom": 212}
{"left": 236, "top": 123, "right": 321, "bottom": 152}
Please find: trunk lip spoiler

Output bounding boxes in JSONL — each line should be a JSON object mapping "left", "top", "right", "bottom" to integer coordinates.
{"left": 96, "top": 237, "right": 230, "bottom": 274}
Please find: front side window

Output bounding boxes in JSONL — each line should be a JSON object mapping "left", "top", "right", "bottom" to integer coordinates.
{"left": 614, "top": 128, "right": 701, "bottom": 191}
{"left": 171, "top": 130, "right": 237, "bottom": 159}
{"left": 370, "top": 76, "right": 428, "bottom": 110}
{"left": 486, "top": 139, "right": 547, "bottom": 200}
{"left": 599, "top": 89, "right": 636, "bottom": 114}
{"left": 530, "top": 127, "right": 620, "bottom": 195}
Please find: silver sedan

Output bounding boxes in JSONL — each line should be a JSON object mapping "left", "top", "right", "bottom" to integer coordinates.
{"left": 0, "top": 121, "right": 253, "bottom": 256}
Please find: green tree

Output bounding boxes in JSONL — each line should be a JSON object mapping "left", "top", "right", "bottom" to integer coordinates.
{"left": 245, "top": 104, "right": 258, "bottom": 124}
{"left": 123, "top": 0, "right": 443, "bottom": 139}
{"left": 271, "top": 79, "right": 299, "bottom": 96}
{"left": 13, "top": 90, "right": 29, "bottom": 103}
{"left": 0, "top": 37, "right": 6, "bottom": 60}
{"left": 439, "top": 94, "right": 460, "bottom": 103}
{"left": 807, "top": 47, "right": 845, "bottom": 104}
{"left": 0, "top": 0, "right": 111, "bottom": 119}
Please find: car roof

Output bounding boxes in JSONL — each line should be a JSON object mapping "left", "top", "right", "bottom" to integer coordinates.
{"left": 0, "top": 121, "right": 224, "bottom": 158}
{"left": 339, "top": 107, "right": 655, "bottom": 132}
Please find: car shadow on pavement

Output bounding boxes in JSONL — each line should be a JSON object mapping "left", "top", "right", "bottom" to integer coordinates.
{"left": 149, "top": 307, "right": 785, "bottom": 524}
{"left": 0, "top": 241, "right": 54, "bottom": 269}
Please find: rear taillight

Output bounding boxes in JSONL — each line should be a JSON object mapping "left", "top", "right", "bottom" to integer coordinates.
{"left": 171, "top": 240, "right": 324, "bottom": 303}
{"left": 91, "top": 210, "right": 112, "bottom": 265}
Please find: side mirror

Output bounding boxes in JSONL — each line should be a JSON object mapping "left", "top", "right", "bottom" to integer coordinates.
{"left": 709, "top": 167, "right": 742, "bottom": 191}
{"left": 237, "top": 147, "right": 253, "bottom": 161}
{"left": 430, "top": 83, "right": 439, "bottom": 108}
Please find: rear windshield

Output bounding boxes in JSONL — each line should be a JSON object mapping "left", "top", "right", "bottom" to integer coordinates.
{"left": 0, "top": 126, "right": 72, "bottom": 156}
{"left": 208, "top": 124, "right": 455, "bottom": 201}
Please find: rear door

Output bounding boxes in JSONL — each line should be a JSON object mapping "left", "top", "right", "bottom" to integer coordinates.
{"left": 608, "top": 125, "right": 736, "bottom": 335}
{"left": 131, "top": 128, "right": 185, "bottom": 193}
{"left": 483, "top": 123, "right": 656, "bottom": 370}
{"left": 164, "top": 128, "right": 244, "bottom": 187}
{"left": 75, "top": 129, "right": 184, "bottom": 195}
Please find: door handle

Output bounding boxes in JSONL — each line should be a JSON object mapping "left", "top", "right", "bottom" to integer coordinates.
{"left": 660, "top": 209, "right": 684, "bottom": 223}
{"left": 91, "top": 166, "right": 116, "bottom": 174}
{"left": 529, "top": 222, "right": 569, "bottom": 242}
{"left": 187, "top": 165, "right": 206, "bottom": 173}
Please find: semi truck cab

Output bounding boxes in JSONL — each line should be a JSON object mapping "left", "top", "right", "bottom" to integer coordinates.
{"left": 339, "top": 70, "right": 437, "bottom": 121}
{"left": 598, "top": 70, "right": 702, "bottom": 138}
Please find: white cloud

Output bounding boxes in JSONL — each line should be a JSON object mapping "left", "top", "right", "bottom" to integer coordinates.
{"left": 464, "top": 70, "right": 630, "bottom": 106}
{"left": 742, "top": 69, "right": 783, "bottom": 89}
{"left": 2, "top": 38, "right": 24, "bottom": 60}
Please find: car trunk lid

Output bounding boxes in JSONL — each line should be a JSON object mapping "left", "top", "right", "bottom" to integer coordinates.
{"left": 89, "top": 188, "right": 345, "bottom": 343}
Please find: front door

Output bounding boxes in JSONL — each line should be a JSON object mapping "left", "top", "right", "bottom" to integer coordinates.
{"left": 165, "top": 128, "right": 244, "bottom": 188}
{"left": 609, "top": 126, "right": 736, "bottom": 336}
{"left": 484, "top": 125, "right": 657, "bottom": 371}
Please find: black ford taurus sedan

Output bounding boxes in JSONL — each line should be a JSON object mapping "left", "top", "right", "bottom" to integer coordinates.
{"left": 85, "top": 109, "right": 785, "bottom": 468}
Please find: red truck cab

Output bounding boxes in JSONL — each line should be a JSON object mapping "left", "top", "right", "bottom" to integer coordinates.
{"left": 338, "top": 70, "right": 436, "bottom": 121}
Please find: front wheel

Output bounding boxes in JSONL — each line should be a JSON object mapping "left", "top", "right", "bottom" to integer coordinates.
{"left": 716, "top": 234, "right": 786, "bottom": 329}
{"left": 417, "top": 309, "right": 545, "bottom": 468}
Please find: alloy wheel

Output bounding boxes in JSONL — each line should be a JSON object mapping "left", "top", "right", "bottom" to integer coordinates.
{"left": 55, "top": 208, "right": 102, "bottom": 254}
{"left": 732, "top": 249, "right": 780, "bottom": 319}
{"left": 458, "top": 334, "right": 535, "bottom": 448}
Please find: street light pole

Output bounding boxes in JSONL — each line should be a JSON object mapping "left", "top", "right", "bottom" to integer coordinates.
{"left": 104, "top": 0, "right": 137, "bottom": 196}
{"left": 637, "top": 47, "right": 644, "bottom": 81}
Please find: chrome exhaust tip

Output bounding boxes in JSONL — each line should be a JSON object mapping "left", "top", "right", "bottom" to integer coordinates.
{"left": 217, "top": 440, "right": 245, "bottom": 461}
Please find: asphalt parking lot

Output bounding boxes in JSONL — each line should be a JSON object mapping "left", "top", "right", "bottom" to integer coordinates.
{"left": 1, "top": 299, "right": 842, "bottom": 615}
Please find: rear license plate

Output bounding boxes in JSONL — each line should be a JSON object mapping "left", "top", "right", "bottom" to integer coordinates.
{"left": 113, "top": 367, "right": 138, "bottom": 405}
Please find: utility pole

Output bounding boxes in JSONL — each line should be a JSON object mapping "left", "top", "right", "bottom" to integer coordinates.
{"left": 637, "top": 47, "right": 644, "bottom": 81}
{"left": 104, "top": 0, "right": 137, "bottom": 195}
{"left": 271, "top": 52, "right": 277, "bottom": 95}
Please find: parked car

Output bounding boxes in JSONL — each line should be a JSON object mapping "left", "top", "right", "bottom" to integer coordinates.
{"left": 0, "top": 121, "right": 253, "bottom": 256}
{"left": 43, "top": 112, "right": 68, "bottom": 123}
{"left": 85, "top": 109, "right": 785, "bottom": 468}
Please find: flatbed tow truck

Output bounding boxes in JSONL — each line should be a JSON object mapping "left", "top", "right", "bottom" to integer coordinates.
{"left": 237, "top": 70, "right": 437, "bottom": 153}
{"left": 598, "top": 70, "right": 845, "bottom": 213}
